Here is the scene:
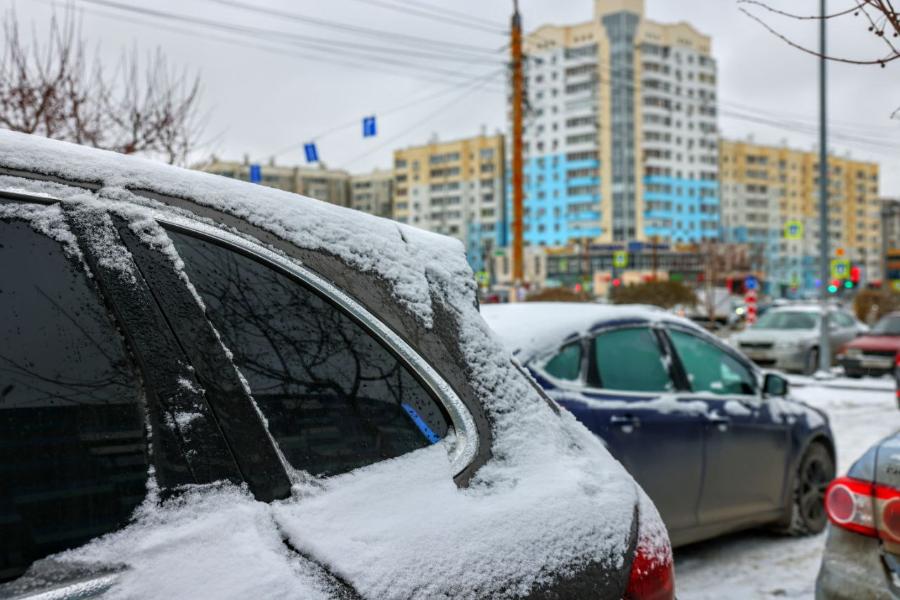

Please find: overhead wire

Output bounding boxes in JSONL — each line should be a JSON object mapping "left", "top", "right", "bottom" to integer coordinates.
{"left": 272, "top": 69, "right": 505, "bottom": 158}
{"left": 204, "top": 0, "right": 503, "bottom": 57}
{"left": 339, "top": 69, "right": 503, "bottom": 168}
{"left": 69, "top": 0, "right": 508, "bottom": 87}
{"left": 341, "top": 0, "right": 506, "bottom": 35}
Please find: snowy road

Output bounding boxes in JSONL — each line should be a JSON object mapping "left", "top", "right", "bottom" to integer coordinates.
{"left": 674, "top": 378, "right": 900, "bottom": 599}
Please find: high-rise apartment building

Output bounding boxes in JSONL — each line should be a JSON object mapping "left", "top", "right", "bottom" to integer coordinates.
{"left": 350, "top": 169, "right": 394, "bottom": 218}
{"left": 514, "top": 0, "right": 719, "bottom": 246}
{"left": 393, "top": 133, "right": 505, "bottom": 271}
{"left": 720, "top": 139, "right": 881, "bottom": 294}
{"left": 200, "top": 158, "right": 352, "bottom": 207}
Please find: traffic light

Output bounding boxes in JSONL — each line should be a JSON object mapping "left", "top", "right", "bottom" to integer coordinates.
{"left": 612, "top": 278, "right": 622, "bottom": 287}
{"left": 827, "top": 279, "right": 839, "bottom": 294}
{"left": 848, "top": 265, "right": 861, "bottom": 289}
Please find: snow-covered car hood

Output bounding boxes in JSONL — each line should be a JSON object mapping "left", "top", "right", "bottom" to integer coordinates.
{"left": 0, "top": 131, "right": 657, "bottom": 599}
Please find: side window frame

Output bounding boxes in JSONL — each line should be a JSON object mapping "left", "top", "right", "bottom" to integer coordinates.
{"left": 152, "top": 217, "right": 480, "bottom": 480}
{"left": 584, "top": 322, "right": 678, "bottom": 395}
{"left": 535, "top": 337, "right": 588, "bottom": 385}
{"left": 663, "top": 324, "right": 761, "bottom": 399}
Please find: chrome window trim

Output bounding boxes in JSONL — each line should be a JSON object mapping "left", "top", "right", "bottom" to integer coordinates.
{"left": 151, "top": 212, "right": 479, "bottom": 477}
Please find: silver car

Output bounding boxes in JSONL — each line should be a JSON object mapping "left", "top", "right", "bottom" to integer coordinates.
{"left": 816, "top": 432, "right": 900, "bottom": 599}
{"left": 731, "top": 305, "right": 866, "bottom": 375}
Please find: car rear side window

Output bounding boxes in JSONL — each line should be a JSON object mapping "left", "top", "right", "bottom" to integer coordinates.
{"left": 590, "top": 327, "right": 672, "bottom": 393}
{"left": 167, "top": 230, "right": 450, "bottom": 478}
{"left": 0, "top": 218, "right": 148, "bottom": 583}
{"left": 543, "top": 342, "right": 582, "bottom": 381}
{"left": 668, "top": 330, "right": 757, "bottom": 396}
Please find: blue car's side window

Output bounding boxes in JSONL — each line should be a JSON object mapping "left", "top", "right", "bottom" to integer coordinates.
{"left": 669, "top": 330, "right": 757, "bottom": 396}
{"left": 543, "top": 342, "right": 582, "bottom": 381}
{"left": 591, "top": 328, "right": 672, "bottom": 393}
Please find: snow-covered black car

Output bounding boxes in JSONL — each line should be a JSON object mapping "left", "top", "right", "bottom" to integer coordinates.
{"left": 0, "top": 132, "right": 672, "bottom": 600}
{"left": 483, "top": 302, "right": 836, "bottom": 548}
{"left": 817, "top": 432, "right": 900, "bottom": 599}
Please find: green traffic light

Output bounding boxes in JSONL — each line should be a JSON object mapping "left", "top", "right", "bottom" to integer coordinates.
{"left": 844, "top": 281, "right": 853, "bottom": 289}
{"left": 827, "top": 285, "right": 838, "bottom": 293}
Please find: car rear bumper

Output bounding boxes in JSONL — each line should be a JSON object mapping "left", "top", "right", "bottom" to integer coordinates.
{"left": 739, "top": 346, "right": 807, "bottom": 372}
{"left": 815, "top": 526, "right": 894, "bottom": 600}
{"left": 837, "top": 356, "right": 895, "bottom": 377}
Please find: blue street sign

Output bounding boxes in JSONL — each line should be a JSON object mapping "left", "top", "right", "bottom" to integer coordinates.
{"left": 362, "top": 115, "right": 377, "bottom": 138}
{"left": 304, "top": 143, "right": 319, "bottom": 163}
{"left": 745, "top": 276, "right": 758, "bottom": 291}
{"left": 249, "top": 163, "right": 261, "bottom": 183}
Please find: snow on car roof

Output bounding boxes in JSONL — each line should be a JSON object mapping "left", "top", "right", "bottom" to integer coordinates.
{"left": 482, "top": 302, "right": 695, "bottom": 361}
{"left": 0, "top": 129, "right": 453, "bottom": 327}
{"left": 0, "top": 134, "right": 651, "bottom": 598}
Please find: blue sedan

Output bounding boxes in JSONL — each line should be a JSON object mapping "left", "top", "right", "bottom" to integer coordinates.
{"left": 483, "top": 302, "right": 837, "bottom": 547}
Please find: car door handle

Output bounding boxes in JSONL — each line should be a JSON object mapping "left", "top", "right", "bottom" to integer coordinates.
{"left": 609, "top": 415, "right": 641, "bottom": 429}
{"left": 706, "top": 414, "right": 731, "bottom": 429}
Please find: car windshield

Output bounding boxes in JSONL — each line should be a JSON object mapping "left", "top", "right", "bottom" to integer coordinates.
{"left": 753, "top": 310, "right": 818, "bottom": 330}
{"left": 871, "top": 316, "right": 900, "bottom": 335}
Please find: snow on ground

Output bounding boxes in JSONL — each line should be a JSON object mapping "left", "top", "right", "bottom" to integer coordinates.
{"left": 674, "top": 378, "right": 900, "bottom": 599}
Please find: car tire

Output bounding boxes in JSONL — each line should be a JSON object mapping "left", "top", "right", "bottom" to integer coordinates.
{"left": 777, "top": 442, "right": 834, "bottom": 536}
{"left": 802, "top": 347, "right": 819, "bottom": 376}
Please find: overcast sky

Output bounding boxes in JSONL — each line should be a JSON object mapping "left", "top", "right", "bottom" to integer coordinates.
{"left": 8, "top": 0, "right": 900, "bottom": 194}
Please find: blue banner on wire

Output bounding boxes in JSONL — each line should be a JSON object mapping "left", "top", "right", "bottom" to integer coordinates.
{"left": 249, "top": 164, "right": 261, "bottom": 183}
{"left": 304, "top": 143, "right": 319, "bottom": 163}
{"left": 362, "top": 115, "right": 377, "bottom": 138}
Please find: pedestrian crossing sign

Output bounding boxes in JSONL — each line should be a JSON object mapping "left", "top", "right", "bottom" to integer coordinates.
{"left": 784, "top": 220, "right": 803, "bottom": 240}
{"left": 613, "top": 250, "right": 628, "bottom": 268}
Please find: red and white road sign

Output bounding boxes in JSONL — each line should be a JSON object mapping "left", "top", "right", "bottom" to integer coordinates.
{"left": 745, "top": 289, "right": 757, "bottom": 325}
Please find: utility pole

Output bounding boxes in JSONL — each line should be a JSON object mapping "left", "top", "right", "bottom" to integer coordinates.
{"left": 818, "top": 0, "right": 831, "bottom": 373}
{"left": 511, "top": 0, "right": 525, "bottom": 288}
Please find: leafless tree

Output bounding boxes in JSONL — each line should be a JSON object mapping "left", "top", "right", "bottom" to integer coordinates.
{"left": 738, "top": 0, "right": 900, "bottom": 67}
{"left": 0, "top": 7, "right": 204, "bottom": 165}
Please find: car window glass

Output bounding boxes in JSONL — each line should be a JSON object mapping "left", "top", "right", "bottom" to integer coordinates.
{"left": 669, "top": 329, "right": 757, "bottom": 396}
{"left": 836, "top": 312, "right": 855, "bottom": 327}
{"left": 873, "top": 316, "right": 900, "bottom": 335}
{"left": 0, "top": 218, "right": 147, "bottom": 583}
{"left": 592, "top": 327, "right": 672, "bottom": 393}
{"left": 543, "top": 342, "right": 582, "bottom": 381}
{"left": 753, "top": 310, "right": 818, "bottom": 330}
{"left": 168, "top": 230, "right": 449, "bottom": 478}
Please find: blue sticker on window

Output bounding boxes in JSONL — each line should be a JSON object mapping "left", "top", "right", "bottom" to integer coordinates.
{"left": 401, "top": 403, "right": 441, "bottom": 444}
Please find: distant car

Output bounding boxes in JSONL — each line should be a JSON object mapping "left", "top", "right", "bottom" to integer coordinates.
{"left": 837, "top": 312, "right": 900, "bottom": 378}
{"left": 731, "top": 305, "right": 867, "bottom": 375}
{"left": 816, "top": 432, "right": 900, "bottom": 599}
{"left": 482, "top": 302, "right": 836, "bottom": 548}
{"left": 0, "top": 132, "right": 673, "bottom": 599}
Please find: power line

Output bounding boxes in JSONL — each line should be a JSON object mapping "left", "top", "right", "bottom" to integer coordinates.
{"left": 342, "top": 0, "right": 506, "bottom": 35}
{"left": 273, "top": 69, "right": 505, "bottom": 158}
{"left": 70, "top": 0, "right": 507, "bottom": 84}
{"left": 204, "top": 0, "right": 502, "bottom": 57}
{"left": 389, "top": 0, "right": 506, "bottom": 31}
{"left": 339, "top": 69, "right": 501, "bottom": 168}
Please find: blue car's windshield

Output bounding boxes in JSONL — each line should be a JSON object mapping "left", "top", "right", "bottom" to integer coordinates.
{"left": 753, "top": 311, "right": 818, "bottom": 330}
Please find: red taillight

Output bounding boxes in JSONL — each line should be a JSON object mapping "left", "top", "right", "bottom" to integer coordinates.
{"left": 624, "top": 541, "right": 674, "bottom": 600}
{"left": 825, "top": 476, "right": 900, "bottom": 541}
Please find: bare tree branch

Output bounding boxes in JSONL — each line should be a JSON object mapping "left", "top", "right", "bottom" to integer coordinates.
{"left": 739, "top": 0, "right": 900, "bottom": 67}
{"left": 0, "top": 6, "right": 205, "bottom": 165}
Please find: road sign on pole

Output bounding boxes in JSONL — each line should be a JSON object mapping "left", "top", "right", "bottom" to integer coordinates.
{"left": 613, "top": 250, "right": 628, "bottom": 268}
{"left": 304, "top": 143, "right": 319, "bottom": 163}
{"left": 362, "top": 116, "right": 377, "bottom": 138}
{"left": 830, "top": 259, "right": 850, "bottom": 280}
{"left": 745, "top": 288, "right": 758, "bottom": 325}
{"left": 784, "top": 220, "right": 803, "bottom": 240}
{"left": 249, "top": 164, "right": 261, "bottom": 183}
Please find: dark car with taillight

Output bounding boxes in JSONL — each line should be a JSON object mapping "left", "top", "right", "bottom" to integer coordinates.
{"left": 817, "top": 432, "right": 900, "bottom": 599}
{"left": 0, "top": 131, "right": 674, "bottom": 600}
{"left": 837, "top": 312, "right": 900, "bottom": 378}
